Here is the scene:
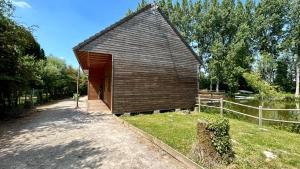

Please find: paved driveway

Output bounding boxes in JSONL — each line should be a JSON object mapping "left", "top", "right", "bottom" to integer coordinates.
{"left": 0, "top": 97, "right": 185, "bottom": 169}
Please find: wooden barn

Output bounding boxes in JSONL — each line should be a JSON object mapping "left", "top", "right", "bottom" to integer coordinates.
{"left": 73, "top": 4, "right": 200, "bottom": 114}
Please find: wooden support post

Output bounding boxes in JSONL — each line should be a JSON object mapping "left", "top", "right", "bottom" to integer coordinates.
{"left": 220, "top": 98, "right": 223, "bottom": 117}
{"left": 76, "top": 66, "right": 80, "bottom": 109}
{"left": 259, "top": 106, "right": 263, "bottom": 127}
{"left": 198, "top": 95, "right": 201, "bottom": 113}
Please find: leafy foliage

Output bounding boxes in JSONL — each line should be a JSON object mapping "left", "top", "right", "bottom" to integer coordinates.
{"left": 274, "top": 57, "right": 294, "bottom": 92}
{"left": 242, "top": 72, "right": 279, "bottom": 99}
{"left": 137, "top": 0, "right": 148, "bottom": 10}
{"left": 206, "top": 117, "right": 234, "bottom": 164}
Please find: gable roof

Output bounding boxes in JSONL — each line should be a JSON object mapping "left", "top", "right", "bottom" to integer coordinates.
{"left": 73, "top": 4, "right": 201, "bottom": 64}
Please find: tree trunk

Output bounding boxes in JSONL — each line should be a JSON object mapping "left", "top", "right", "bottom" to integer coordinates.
{"left": 39, "top": 90, "right": 43, "bottom": 104}
{"left": 216, "top": 79, "right": 219, "bottom": 92}
{"left": 210, "top": 78, "right": 213, "bottom": 91}
{"left": 30, "top": 89, "right": 33, "bottom": 103}
{"left": 295, "top": 54, "right": 300, "bottom": 97}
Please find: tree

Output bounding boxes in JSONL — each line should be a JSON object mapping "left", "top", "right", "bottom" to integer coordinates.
{"left": 126, "top": 9, "right": 133, "bottom": 16}
{"left": 196, "top": 0, "right": 222, "bottom": 91}
{"left": 257, "top": 53, "right": 277, "bottom": 83}
{"left": 254, "top": 0, "right": 290, "bottom": 83}
{"left": 224, "top": 23, "right": 253, "bottom": 94}
{"left": 0, "top": 0, "right": 14, "bottom": 17}
{"left": 41, "top": 56, "right": 61, "bottom": 100}
{"left": 274, "top": 56, "right": 294, "bottom": 92}
{"left": 243, "top": 72, "right": 279, "bottom": 100}
{"left": 40, "top": 56, "right": 79, "bottom": 100}
{"left": 285, "top": 0, "right": 300, "bottom": 96}
{"left": 137, "top": 0, "right": 148, "bottom": 10}
{"left": 209, "top": 37, "right": 225, "bottom": 92}
{"left": 175, "top": 0, "right": 194, "bottom": 43}
{"left": 0, "top": 0, "right": 45, "bottom": 109}
{"left": 157, "top": 0, "right": 173, "bottom": 18}
{"left": 194, "top": 0, "right": 254, "bottom": 93}
{"left": 0, "top": 0, "right": 81, "bottom": 114}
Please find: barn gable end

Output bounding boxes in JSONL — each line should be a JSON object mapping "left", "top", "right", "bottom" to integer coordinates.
{"left": 74, "top": 5, "right": 199, "bottom": 113}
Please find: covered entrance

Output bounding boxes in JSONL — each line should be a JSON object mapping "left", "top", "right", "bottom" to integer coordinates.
{"left": 75, "top": 51, "right": 112, "bottom": 111}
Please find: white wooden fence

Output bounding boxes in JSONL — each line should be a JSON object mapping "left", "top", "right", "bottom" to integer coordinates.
{"left": 197, "top": 97, "right": 300, "bottom": 127}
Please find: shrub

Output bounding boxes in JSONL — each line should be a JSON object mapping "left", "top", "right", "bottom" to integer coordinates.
{"left": 206, "top": 118, "right": 235, "bottom": 164}
{"left": 274, "top": 122, "right": 300, "bottom": 134}
{"left": 290, "top": 123, "right": 300, "bottom": 133}
{"left": 191, "top": 116, "right": 234, "bottom": 167}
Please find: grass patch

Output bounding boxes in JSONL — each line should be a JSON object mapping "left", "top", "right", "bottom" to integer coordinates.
{"left": 121, "top": 112, "right": 300, "bottom": 169}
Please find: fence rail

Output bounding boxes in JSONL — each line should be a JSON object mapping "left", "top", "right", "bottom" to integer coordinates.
{"left": 197, "top": 97, "right": 300, "bottom": 126}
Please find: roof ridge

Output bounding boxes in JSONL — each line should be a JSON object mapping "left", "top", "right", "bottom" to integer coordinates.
{"left": 73, "top": 4, "right": 153, "bottom": 51}
{"left": 73, "top": 3, "right": 201, "bottom": 64}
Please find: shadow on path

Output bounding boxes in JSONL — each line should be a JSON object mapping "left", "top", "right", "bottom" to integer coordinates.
{"left": 0, "top": 97, "right": 185, "bottom": 169}
{"left": 0, "top": 140, "right": 107, "bottom": 169}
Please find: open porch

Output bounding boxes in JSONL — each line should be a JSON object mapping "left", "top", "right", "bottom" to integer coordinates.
{"left": 75, "top": 51, "right": 112, "bottom": 112}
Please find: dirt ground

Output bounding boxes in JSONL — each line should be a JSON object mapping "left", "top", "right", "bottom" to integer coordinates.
{"left": 0, "top": 97, "right": 186, "bottom": 169}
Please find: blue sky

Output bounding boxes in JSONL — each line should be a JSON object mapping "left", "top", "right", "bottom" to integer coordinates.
{"left": 13, "top": 0, "right": 141, "bottom": 68}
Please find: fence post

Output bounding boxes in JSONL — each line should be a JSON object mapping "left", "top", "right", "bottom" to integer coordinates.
{"left": 220, "top": 98, "right": 223, "bottom": 116}
{"left": 259, "top": 106, "right": 262, "bottom": 127}
{"left": 198, "top": 94, "right": 201, "bottom": 113}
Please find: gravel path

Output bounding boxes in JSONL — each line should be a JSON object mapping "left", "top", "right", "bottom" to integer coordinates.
{"left": 0, "top": 97, "right": 185, "bottom": 169}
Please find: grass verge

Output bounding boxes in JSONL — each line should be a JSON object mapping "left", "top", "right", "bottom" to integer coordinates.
{"left": 121, "top": 112, "right": 300, "bottom": 169}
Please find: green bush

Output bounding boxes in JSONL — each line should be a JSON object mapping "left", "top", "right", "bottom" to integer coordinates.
{"left": 206, "top": 117, "right": 234, "bottom": 164}
{"left": 273, "top": 122, "right": 300, "bottom": 134}
{"left": 290, "top": 123, "right": 300, "bottom": 133}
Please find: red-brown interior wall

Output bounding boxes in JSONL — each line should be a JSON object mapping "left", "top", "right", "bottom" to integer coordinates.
{"left": 88, "top": 61, "right": 112, "bottom": 109}
{"left": 88, "top": 68, "right": 103, "bottom": 100}
{"left": 103, "top": 62, "right": 112, "bottom": 108}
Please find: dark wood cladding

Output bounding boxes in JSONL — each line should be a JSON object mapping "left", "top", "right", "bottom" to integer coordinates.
{"left": 77, "top": 6, "right": 199, "bottom": 113}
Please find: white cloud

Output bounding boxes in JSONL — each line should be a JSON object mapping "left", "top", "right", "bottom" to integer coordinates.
{"left": 12, "top": 1, "right": 32, "bottom": 9}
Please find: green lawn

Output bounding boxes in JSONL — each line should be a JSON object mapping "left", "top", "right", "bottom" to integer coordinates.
{"left": 121, "top": 112, "right": 300, "bottom": 169}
